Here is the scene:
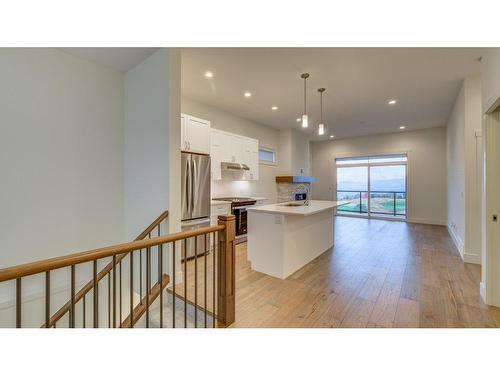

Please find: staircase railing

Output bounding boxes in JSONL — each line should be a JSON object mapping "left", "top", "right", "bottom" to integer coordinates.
{"left": 0, "top": 214, "right": 236, "bottom": 328}
{"left": 41, "top": 210, "right": 169, "bottom": 328}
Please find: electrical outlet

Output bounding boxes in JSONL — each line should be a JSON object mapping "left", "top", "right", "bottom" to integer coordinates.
{"left": 274, "top": 215, "right": 282, "bottom": 224}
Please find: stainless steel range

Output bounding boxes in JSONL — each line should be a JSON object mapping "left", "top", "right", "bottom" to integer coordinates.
{"left": 213, "top": 197, "right": 257, "bottom": 236}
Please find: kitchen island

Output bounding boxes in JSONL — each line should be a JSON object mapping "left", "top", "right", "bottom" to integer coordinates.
{"left": 246, "top": 200, "right": 346, "bottom": 279}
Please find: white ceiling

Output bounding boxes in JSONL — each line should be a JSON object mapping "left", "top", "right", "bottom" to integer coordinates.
{"left": 181, "top": 48, "right": 481, "bottom": 140}
{"left": 60, "top": 48, "right": 158, "bottom": 72}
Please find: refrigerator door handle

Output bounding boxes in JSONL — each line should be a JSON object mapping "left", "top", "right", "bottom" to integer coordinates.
{"left": 191, "top": 155, "right": 196, "bottom": 214}
{"left": 186, "top": 155, "right": 192, "bottom": 218}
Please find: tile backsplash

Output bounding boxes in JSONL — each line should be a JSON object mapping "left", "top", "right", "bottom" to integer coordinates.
{"left": 276, "top": 182, "right": 312, "bottom": 203}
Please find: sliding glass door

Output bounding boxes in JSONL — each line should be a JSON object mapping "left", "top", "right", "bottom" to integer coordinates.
{"left": 336, "top": 154, "right": 407, "bottom": 219}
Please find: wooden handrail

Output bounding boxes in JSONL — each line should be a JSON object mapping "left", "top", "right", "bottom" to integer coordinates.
{"left": 0, "top": 224, "right": 225, "bottom": 283}
{"left": 134, "top": 210, "right": 169, "bottom": 242}
{"left": 41, "top": 210, "right": 169, "bottom": 327}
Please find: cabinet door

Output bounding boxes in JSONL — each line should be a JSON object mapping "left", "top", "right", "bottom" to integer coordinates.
{"left": 231, "top": 135, "right": 246, "bottom": 164}
{"left": 250, "top": 138, "right": 259, "bottom": 180}
{"left": 243, "top": 138, "right": 259, "bottom": 180}
{"left": 186, "top": 115, "right": 210, "bottom": 154}
{"left": 210, "top": 129, "right": 223, "bottom": 180}
{"left": 180, "top": 114, "right": 188, "bottom": 151}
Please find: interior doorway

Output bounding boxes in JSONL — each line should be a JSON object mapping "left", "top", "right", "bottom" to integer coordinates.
{"left": 335, "top": 153, "right": 407, "bottom": 220}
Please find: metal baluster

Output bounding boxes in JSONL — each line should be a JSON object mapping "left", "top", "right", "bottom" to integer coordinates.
{"left": 213, "top": 232, "right": 216, "bottom": 328}
{"left": 172, "top": 241, "right": 176, "bottom": 328}
{"left": 184, "top": 238, "right": 187, "bottom": 328}
{"left": 70, "top": 265, "right": 75, "bottom": 328}
{"left": 146, "top": 246, "right": 151, "bottom": 328}
{"left": 393, "top": 192, "right": 396, "bottom": 216}
{"left": 140, "top": 249, "right": 143, "bottom": 303}
{"left": 16, "top": 278, "right": 21, "bottom": 328}
{"left": 108, "top": 272, "right": 111, "bottom": 328}
{"left": 93, "top": 260, "right": 98, "bottom": 328}
{"left": 119, "top": 261, "right": 122, "bottom": 326}
{"left": 204, "top": 233, "right": 207, "bottom": 328}
{"left": 359, "top": 192, "right": 362, "bottom": 213}
{"left": 83, "top": 294, "right": 86, "bottom": 328}
{"left": 113, "top": 255, "right": 116, "bottom": 328}
{"left": 194, "top": 235, "right": 198, "bottom": 328}
{"left": 158, "top": 225, "right": 163, "bottom": 328}
{"left": 130, "top": 251, "right": 134, "bottom": 328}
{"left": 45, "top": 271, "right": 50, "bottom": 328}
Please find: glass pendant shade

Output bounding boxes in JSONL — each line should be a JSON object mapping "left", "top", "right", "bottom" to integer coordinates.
{"left": 302, "top": 114, "right": 308, "bottom": 128}
{"left": 318, "top": 123, "right": 325, "bottom": 135}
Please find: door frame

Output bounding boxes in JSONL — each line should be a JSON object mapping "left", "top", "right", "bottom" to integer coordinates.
{"left": 333, "top": 151, "right": 411, "bottom": 221}
{"left": 481, "top": 100, "right": 500, "bottom": 306}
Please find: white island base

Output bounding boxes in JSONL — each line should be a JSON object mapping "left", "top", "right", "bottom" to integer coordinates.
{"left": 247, "top": 200, "right": 344, "bottom": 279}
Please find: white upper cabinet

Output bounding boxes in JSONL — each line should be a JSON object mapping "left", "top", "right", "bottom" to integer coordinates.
{"left": 210, "top": 128, "right": 259, "bottom": 181}
{"left": 181, "top": 114, "right": 210, "bottom": 154}
{"left": 210, "top": 129, "right": 232, "bottom": 180}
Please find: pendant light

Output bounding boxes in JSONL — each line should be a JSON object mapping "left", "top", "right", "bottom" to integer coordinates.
{"left": 318, "top": 88, "right": 326, "bottom": 135}
{"left": 301, "top": 73, "right": 309, "bottom": 128}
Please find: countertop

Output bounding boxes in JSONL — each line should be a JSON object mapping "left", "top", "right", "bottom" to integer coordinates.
{"left": 211, "top": 197, "right": 269, "bottom": 205}
{"left": 247, "top": 200, "right": 346, "bottom": 216}
{"left": 211, "top": 199, "right": 232, "bottom": 205}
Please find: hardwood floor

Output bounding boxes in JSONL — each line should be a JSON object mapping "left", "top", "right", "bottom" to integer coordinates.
{"left": 177, "top": 216, "right": 500, "bottom": 328}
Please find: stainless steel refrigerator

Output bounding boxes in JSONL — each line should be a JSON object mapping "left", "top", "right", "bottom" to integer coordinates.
{"left": 181, "top": 152, "right": 211, "bottom": 259}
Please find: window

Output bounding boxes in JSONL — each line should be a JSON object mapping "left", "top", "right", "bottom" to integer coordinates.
{"left": 335, "top": 153, "right": 407, "bottom": 218}
{"left": 259, "top": 148, "right": 276, "bottom": 165}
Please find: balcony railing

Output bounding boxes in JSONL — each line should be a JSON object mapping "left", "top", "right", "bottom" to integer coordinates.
{"left": 337, "top": 190, "right": 406, "bottom": 217}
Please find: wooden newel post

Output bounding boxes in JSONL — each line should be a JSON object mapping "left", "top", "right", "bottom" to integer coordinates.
{"left": 217, "top": 214, "right": 236, "bottom": 327}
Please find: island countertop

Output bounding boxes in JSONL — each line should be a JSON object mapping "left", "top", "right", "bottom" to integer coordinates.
{"left": 247, "top": 200, "right": 346, "bottom": 216}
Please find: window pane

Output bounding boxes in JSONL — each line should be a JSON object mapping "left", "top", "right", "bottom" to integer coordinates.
{"left": 259, "top": 149, "right": 275, "bottom": 163}
{"left": 337, "top": 167, "right": 368, "bottom": 191}
{"left": 370, "top": 165, "right": 406, "bottom": 192}
{"left": 369, "top": 165, "right": 406, "bottom": 217}
{"left": 336, "top": 154, "right": 407, "bottom": 165}
{"left": 336, "top": 156, "right": 369, "bottom": 165}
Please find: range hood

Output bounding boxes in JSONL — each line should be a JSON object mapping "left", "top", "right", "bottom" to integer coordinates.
{"left": 221, "top": 161, "right": 250, "bottom": 171}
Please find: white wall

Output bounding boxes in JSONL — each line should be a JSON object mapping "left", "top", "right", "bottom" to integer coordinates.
{"left": 181, "top": 97, "right": 280, "bottom": 202}
{"left": 279, "top": 129, "right": 312, "bottom": 176}
{"left": 464, "top": 76, "right": 482, "bottom": 263}
{"left": 0, "top": 48, "right": 125, "bottom": 267}
{"left": 311, "top": 127, "right": 447, "bottom": 225}
{"left": 124, "top": 49, "right": 181, "bottom": 240}
{"left": 125, "top": 48, "right": 181, "bottom": 288}
{"left": 0, "top": 48, "right": 126, "bottom": 326}
{"left": 446, "top": 81, "right": 466, "bottom": 255}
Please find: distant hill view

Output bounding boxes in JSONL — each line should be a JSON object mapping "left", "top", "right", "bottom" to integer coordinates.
{"left": 338, "top": 178, "right": 406, "bottom": 192}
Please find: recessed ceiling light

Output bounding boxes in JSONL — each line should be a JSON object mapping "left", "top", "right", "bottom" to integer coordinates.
{"left": 271, "top": 106, "right": 278, "bottom": 111}
{"left": 330, "top": 135, "right": 335, "bottom": 138}
{"left": 399, "top": 125, "right": 406, "bottom": 130}
{"left": 388, "top": 99, "right": 397, "bottom": 105}
{"left": 204, "top": 71, "right": 213, "bottom": 78}
{"left": 244, "top": 92, "right": 252, "bottom": 97}
{"left": 296, "top": 118, "right": 301, "bottom": 122}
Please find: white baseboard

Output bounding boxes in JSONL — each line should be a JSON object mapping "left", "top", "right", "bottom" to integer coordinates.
{"left": 447, "top": 224, "right": 464, "bottom": 259}
{"left": 407, "top": 217, "right": 447, "bottom": 226}
{"left": 464, "top": 251, "right": 481, "bottom": 265}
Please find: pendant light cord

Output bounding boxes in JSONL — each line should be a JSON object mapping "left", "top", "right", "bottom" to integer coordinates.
{"left": 304, "top": 77, "right": 307, "bottom": 114}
